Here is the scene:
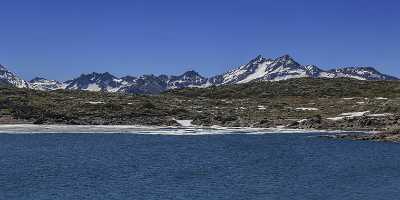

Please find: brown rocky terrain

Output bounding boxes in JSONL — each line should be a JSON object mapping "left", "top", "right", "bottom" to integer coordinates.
{"left": 0, "top": 78, "right": 399, "bottom": 133}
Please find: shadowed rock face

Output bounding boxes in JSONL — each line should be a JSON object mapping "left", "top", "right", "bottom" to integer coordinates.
{"left": 167, "top": 70, "right": 208, "bottom": 89}
{"left": 64, "top": 72, "right": 122, "bottom": 92}
{"left": 118, "top": 75, "right": 168, "bottom": 95}
{"left": 0, "top": 55, "right": 398, "bottom": 94}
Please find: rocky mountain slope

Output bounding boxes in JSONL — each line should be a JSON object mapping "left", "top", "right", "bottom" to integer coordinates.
{"left": 59, "top": 70, "right": 207, "bottom": 94}
{"left": 0, "top": 65, "right": 29, "bottom": 88}
{"left": 29, "top": 77, "right": 66, "bottom": 91}
{"left": 208, "top": 55, "right": 397, "bottom": 85}
{"left": 1, "top": 55, "right": 398, "bottom": 93}
{"left": 64, "top": 72, "right": 123, "bottom": 92}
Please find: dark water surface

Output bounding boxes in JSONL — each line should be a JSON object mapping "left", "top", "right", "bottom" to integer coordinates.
{"left": 1, "top": 133, "right": 400, "bottom": 200}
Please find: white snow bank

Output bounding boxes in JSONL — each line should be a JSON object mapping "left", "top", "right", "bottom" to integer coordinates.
{"left": 85, "top": 83, "right": 101, "bottom": 92}
{"left": 327, "top": 111, "right": 370, "bottom": 121}
{"left": 297, "top": 119, "right": 308, "bottom": 123}
{"left": 367, "top": 113, "right": 393, "bottom": 117}
{"left": 296, "top": 107, "right": 319, "bottom": 111}
{"left": 257, "top": 105, "right": 267, "bottom": 110}
{"left": 87, "top": 101, "right": 105, "bottom": 105}
{"left": 176, "top": 120, "right": 193, "bottom": 127}
{"left": 0, "top": 124, "right": 353, "bottom": 135}
{"left": 375, "top": 97, "right": 389, "bottom": 100}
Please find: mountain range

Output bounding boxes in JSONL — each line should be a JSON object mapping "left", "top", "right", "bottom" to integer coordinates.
{"left": 0, "top": 55, "right": 398, "bottom": 94}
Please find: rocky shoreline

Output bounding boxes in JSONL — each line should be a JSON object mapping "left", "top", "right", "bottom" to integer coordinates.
{"left": 1, "top": 112, "right": 398, "bottom": 132}
{"left": 322, "top": 132, "right": 400, "bottom": 143}
{"left": 0, "top": 124, "right": 350, "bottom": 135}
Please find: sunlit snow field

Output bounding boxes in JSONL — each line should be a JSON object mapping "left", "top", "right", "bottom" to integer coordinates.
{"left": 0, "top": 124, "right": 353, "bottom": 135}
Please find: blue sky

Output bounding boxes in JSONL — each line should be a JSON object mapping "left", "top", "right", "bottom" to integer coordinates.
{"left": 0, "top": 0, "right": 399, "bottom": 80}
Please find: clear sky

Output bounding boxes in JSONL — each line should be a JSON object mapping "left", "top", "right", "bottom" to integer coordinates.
{"left": 1, "top": 0, "right": 399, "bottom": 80}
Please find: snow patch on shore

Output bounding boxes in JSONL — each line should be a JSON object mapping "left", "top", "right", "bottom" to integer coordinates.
{"left": 257, "top": 105, "right": 267, "bottom": 110}
{"left": 87, "top": 101, "right": 105, "bottom": 105}
{"left": 0, "top": 124, "right": 353, "bottom": 135}
{"left": 367, "top": 113, "right": 393, "bottom": 117}
{"left": 327, "top": 111, "right": 370, "bottom": 121}
{"left": 297, "top": 119, "right": 308, "bottom": 123}
{"left": 176, "top": 120, "right": 193, "bottom": 127}
{"left": 296, "top": 107, "right": 319, "bottom": 111}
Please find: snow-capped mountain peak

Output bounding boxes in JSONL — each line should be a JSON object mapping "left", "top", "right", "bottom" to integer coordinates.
{"left": 215, "top": 54, "right": 309, "bottom": 84}
{"left": 0, "top": 54, "right": 398, "bottom": 94}
{"left": 212, "top": 55, "right": 275, "bottom": 85}
{"left": 0, "top": 64, "right": 7, "bottom": 71}
{"left": 248, "top": 55, "right": 269, "bottom": 64}
{"left": 0, "top": 64, "right": 29, "bottom": 88}
{"left": 275, "top": 54, "right": 296, "bottom": 63}
{"left": 213, "top": 55, "right": 398, "bottom": 83}
{"left": 167, "top": 70, "right": 207, "bottom": 89}
{"left": 29, "top": 77, "right": 66, "bottom": 91}
{"left": 65, "top": 72, "right": 124, "bottom": 92}
{"left": 328, "top": 66, "right": 398, "bottom": 80}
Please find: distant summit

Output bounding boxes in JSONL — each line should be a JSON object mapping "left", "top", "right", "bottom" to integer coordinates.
{"left": 29, "top": 77, "right": 66, "bottom": 91}
{"left": 208, "top": 55, "right": 397, "bottom": 85}
{"left": 328, "top": 67, "right": 398, "bottom": 80}
{"left": 0, "top": 64, "right": 29, "bottom": 88}
{"left": 0, "top": 55, "right": 398, "bottom": 94}
{"left": 65, "top": 72, "right": 122, "bottom": 92}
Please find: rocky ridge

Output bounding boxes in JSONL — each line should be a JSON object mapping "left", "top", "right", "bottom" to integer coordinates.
{"left": 1, "top": 55, "right": 397, "bottom": 93}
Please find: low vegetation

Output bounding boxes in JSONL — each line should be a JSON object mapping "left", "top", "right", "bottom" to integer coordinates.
{"left": 0, "top": 78, "right": 399, "bottom": 132}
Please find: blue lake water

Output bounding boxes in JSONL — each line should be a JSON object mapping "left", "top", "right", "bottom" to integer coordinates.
{"left": 0, "top": 133, "right": 400, "bottom": 200}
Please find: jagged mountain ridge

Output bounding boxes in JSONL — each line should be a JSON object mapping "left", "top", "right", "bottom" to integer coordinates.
{"left": 167, "top": 70, "right": 208, "bottom": 89}
{"left": 327, "top": 67, "right": 399, "bottom": 80}
{"left": 1, "top": 55, "right": 398, "bottom": 93}
{"left": 0, "top": 64, "right": 30, "bottom": 88}
{"left": 208, "top": 55, "right": 397, "bottom": 85}
{"left": 58, "top": 71, "right": 208, "bottom": 94}
{"left": 29, "top": 77, "right": 66, "bottom": 91}
{"left": 64, "top": 72, "right": 124, "bottom": 92}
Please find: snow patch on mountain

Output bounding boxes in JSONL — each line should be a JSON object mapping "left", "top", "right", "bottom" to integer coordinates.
{"left": 29, "top": 77, "right": 66, "bottom": 91}
{"left": 0, "top": 64, "right": 30, "bottom": 88}
{"left": 167, "top": 70, "right": 207, "bottom": 89}
{"left": 0, "top": 54, "right": 398, "bottom": 94}
{"left": 65, "top": 72, "right": 125, "bottom": 92}
{"left": 213, "top": 55, "right": 397, "bottom": 84}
